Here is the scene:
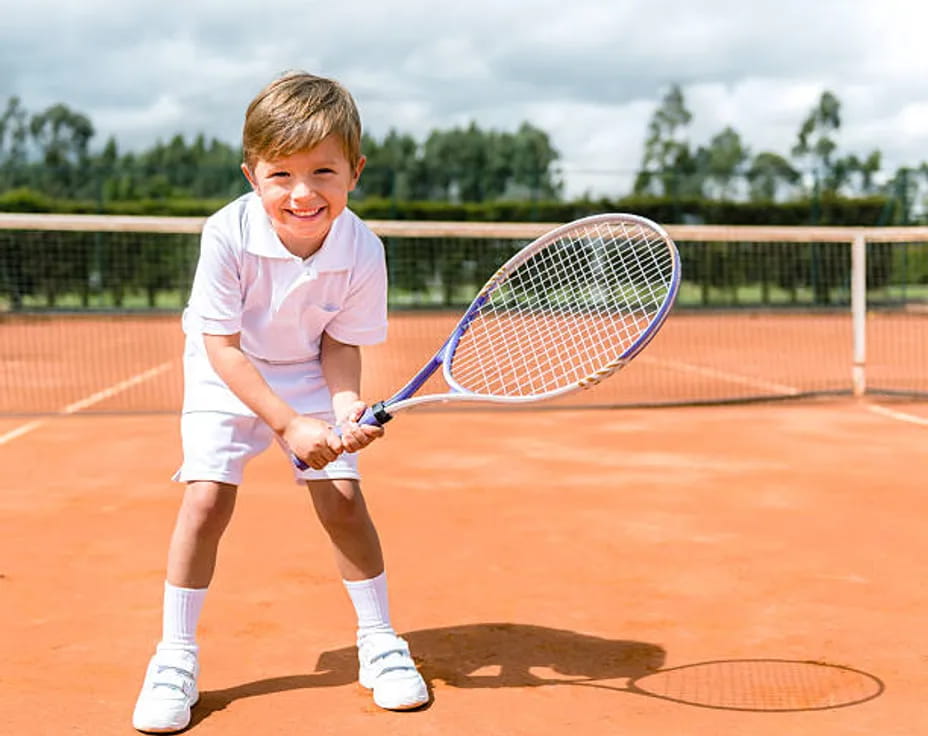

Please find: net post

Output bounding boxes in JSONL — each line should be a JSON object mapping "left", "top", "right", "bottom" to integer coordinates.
{"left": 851, "top": 232, "right": 867, "bottom": 397}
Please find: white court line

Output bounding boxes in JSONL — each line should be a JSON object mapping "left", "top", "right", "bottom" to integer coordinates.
{"left": 642, "top": 357, "right": 926, "bottom": 424}
{"left": 865, "top": 404, "right": 928, "bottom": 427}
{"left": 0, "top": 419, "right": 46, "bottom": 445}
{"left": 0, "top": 361, "right": 175, "bottom": 446}
{"left": 639, "top": 355, "right": 802, "bottom": 396}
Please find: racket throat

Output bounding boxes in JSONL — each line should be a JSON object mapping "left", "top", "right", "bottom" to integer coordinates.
{"left": 370, "top": 401, "right": 394, "bottom": 426}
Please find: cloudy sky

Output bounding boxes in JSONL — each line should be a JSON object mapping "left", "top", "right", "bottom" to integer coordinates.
{"left": 2, "top": 0, "right": 926, "bottom": 197}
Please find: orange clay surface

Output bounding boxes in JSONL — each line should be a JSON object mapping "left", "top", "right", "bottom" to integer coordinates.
{"left": 1, "top": 399, "right": 927, "bottom": 735}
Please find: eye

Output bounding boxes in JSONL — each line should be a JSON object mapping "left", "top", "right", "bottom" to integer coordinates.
{"left": 315, "top": 167, "right": 336, "bottom": 175}
{"left": 269, "top": 170, "right": 290, "bottom": 178}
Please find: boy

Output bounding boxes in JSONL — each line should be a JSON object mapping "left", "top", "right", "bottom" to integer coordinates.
{"left": 132, "top": 71, "right": 428, "bottom": 733}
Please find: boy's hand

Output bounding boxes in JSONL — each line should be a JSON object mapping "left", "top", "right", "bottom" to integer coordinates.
{"left": 337, "top": 401, "right": 385, "bottom": 453}
{"left": 283, "top": 415, "right": 342, "bottom": 470}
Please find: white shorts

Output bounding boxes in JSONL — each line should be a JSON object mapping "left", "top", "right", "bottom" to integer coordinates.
{"left": 173, "top": 411, "right": 361, "bottom": 486}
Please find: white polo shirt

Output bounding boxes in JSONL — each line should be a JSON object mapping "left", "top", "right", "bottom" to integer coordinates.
{"left": 181, "top": 192, "right": 388, "bottom": 415}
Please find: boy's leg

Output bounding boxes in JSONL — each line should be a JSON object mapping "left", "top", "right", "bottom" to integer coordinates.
{"left": 160, "top": 480, "right": 238, "bottom": 649}
{"left": 308, "top": 479, "right": 428, "bottom": 710}
{"left": 132, "top": 410, "right": 267, "bottom": 733}
{"left": 307, "top": 478, "right": 383, "bottom": 580}
{"left": 133, "top": 481, "right": 238, "bottom": 733}
{"left": 167, "top": 481, "right": 238, "bottom": 589}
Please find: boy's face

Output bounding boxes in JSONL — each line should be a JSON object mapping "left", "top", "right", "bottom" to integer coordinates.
{"left": 242, "top": 134, "right": 365, "bottom": 257}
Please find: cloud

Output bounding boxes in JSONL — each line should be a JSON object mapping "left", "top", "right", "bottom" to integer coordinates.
{"left": 1, "top": 0, "right": 926, "bottom": 197}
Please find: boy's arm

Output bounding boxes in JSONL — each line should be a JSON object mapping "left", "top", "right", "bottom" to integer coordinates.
{"left": 203, "top": 333, "right": 340, "bottom": 469}
{"left": 320, "top": 331, "right": 383, "bottom": 451}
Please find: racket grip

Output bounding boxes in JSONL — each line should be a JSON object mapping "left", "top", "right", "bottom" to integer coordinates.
{"left": 290, "top": 403, "right": 392, "bottom": 471}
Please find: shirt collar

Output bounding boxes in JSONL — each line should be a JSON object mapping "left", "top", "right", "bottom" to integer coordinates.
{"left": 243, "top": 192, "right": 353, "bottom": 271}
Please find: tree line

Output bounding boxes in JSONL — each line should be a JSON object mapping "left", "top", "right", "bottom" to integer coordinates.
{"left": 0, "top": 97, "right": 561, "bottom": 206}
{"left": 0, "top": 87, "right": 926, "bottom": 221}
{"left": 633, "top": 86, "right": 923, "bottom": 208}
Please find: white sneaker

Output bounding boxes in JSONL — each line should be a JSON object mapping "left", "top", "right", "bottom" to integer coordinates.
{"left": 132, "top": 647, "right": 200, "bottom": 733}
{"left": 358, "top": 633, "right": 428, "bottom": 710}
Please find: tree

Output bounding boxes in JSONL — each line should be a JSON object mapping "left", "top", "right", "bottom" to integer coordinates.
{"left": 421, "top": 126, "right": 462, "bottom": 201}
{"left": 28, "top": 103, "right": 95, "bottom": 197}
{"left": 417, "top": 121, "right": 560, "bottom": 203}
{"left": 883, "top": 166, "right": 918, "bottom": 224}
{"left": 791, "top": 90, "right": 841, "bottom": 194}
{"left": 29, "top": 104, "right": 95, "bottom": 166}
{"left": 0, "top": 96, "right": 29, "bottom": 189}
{"left": 746, "top": 152, "right": 801, "bottom": 201}
{"left": 839, "top": 151, "right": 882, "bottom": 195}
{"left": 359, "top": 129, "right": 421, "bottom": 201}
{"left": 507, "top": 122, "right": 561, "bottom": 200}
{"left": 634, "top": 84, "right": 693, "bottom": 197}
{"left": 697, "top": 126, "right": 750, "bottom": 200}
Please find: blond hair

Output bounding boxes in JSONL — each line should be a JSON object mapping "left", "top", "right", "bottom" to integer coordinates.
{"left": 242, "top": 71, "right": 362, "bottom": 169}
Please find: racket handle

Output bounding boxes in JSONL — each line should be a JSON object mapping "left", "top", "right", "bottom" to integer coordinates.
{"left": 290, "top": 403, "right": 393, "bottom": 470}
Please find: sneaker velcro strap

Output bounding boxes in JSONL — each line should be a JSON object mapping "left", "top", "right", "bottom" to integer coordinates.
{"left": 370, "top": 642, "right": 410, "bottom": 662}
{"left": 366, "top": 642, "right": 418, "bottom": 679}
{"left": 152, "top": 665, "right": 195, "bottom": 694}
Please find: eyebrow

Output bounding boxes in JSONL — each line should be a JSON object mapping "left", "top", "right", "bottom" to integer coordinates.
{"left": 266, "top": 157, "right": 341, "bottom": 169}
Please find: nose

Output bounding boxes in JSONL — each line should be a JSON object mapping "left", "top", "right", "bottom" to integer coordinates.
{"left": 291, "top": 178, "right": 314, "bottom": 201}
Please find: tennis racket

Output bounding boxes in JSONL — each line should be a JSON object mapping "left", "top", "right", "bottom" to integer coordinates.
{"left": 293, "top": 212, "right": 680, "bottom": 470}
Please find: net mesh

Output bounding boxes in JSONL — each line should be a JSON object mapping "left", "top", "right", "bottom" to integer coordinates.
{"left": 0, "top": 215, "right": 926, "bottom": 415}
{"left": 449, "top": 219, "right": 677, "bottom": 397}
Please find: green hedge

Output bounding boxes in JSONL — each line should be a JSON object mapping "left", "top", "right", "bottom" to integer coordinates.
{"left": 0, "top": 187, "right": 900, "bottom": 226}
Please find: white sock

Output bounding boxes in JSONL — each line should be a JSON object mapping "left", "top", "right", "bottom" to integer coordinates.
{"left": 158, "top": 581, "right": 207, "bottom": 654}
{"left": 343, "top": 571, "right": 394, "bottom": 642}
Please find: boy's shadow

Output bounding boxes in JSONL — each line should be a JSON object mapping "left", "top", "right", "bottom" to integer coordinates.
{"left": 191, "top": 622, "right": 664, "bottom": 725}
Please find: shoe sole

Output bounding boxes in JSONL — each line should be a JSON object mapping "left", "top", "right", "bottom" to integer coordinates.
{"left": 132, "top": 695, "right": 199, "bottom": 734}
{"left": 374, "top": 696, "right": 429, "bottom": 711}
{"left": 359, "top": 678, "right": 428, "bottom": 711}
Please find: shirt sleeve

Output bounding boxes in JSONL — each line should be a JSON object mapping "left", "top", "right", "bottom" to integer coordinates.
{"left": 323, "top": 237, "right": 388, "bottom": 346}
{"left": 186, "top": 218, "right": 243, "bottom": 335}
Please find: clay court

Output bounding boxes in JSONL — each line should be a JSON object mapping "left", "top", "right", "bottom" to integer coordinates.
{"left": 1, "top": 309, "right": 926, "bottom": 735}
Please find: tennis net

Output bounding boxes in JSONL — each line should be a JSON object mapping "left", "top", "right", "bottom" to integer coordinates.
{"left": 0, "top": 213, "right": 925, "bottom": 415}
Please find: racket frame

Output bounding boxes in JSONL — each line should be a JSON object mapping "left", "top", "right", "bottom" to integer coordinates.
{"left": 368, "top": 212, "right": 681, "bottom": 422}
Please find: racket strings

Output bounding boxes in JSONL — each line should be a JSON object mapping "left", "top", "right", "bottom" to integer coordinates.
{"left": 449, "top": 220, "right": 675, "bottom": 397}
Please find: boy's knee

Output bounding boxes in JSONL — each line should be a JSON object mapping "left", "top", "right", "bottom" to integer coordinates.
{"left": 311, "top": 481, "right": 368, "bottom": 529}
{"left": 181, "top": 482, "right": 237, "bottom": 531}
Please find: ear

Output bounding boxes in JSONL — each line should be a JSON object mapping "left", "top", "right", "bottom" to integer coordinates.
{"left": 241, "top": 163, "right": 258, "bottom": 190}
{"left": 349, "top": 155, "right": 367, "bottom": 191}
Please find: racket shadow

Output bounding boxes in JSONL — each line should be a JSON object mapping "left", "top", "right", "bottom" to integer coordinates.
{"left": 190, "top": 622, "right": 664, "bottom": 725}
{"left": 566, "top": 658, "right": 886, "bottom": 713}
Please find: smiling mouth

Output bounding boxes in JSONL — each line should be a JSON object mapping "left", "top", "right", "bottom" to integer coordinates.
{"left": 288, "top": 206, "right": 324, "bottom": 219}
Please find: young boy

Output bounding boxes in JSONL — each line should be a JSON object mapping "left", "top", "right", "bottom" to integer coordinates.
{"left": 132, "top": 71, "right": 428, "bottom": 733}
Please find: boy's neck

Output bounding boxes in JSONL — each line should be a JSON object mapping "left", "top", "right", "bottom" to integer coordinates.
{"left": 279, "top": 231, "right": 328, "bottom": 260}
